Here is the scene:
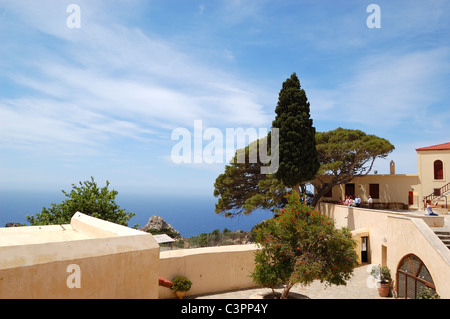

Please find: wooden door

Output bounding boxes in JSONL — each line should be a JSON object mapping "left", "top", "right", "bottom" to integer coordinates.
{"left": 345, "top": 183, "right": 355, "bottom": 198}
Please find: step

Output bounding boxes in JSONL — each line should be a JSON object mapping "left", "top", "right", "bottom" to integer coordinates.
{"left": 433, "top": 231, "right": 450, "bottom": 249}
{"left": 434, "top": 231, "right": 450, "bottom": 235}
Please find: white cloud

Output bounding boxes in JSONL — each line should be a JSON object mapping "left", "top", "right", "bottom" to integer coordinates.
{"left": 0, "top": 0, "right": 273, "bottom": 160}
{"left": 309, "top": 48, "right": 450, "bottom": 129}
{"left": 0, "top": 98, "right": 154, "bottom": 154}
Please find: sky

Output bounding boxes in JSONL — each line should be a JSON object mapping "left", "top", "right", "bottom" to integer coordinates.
{"left": 0, "top": 0, "right": 449, "bottom": 197}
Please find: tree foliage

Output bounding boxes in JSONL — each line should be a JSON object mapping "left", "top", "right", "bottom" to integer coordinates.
{"left": 251, "top": 194, "right": 358, "bottom": 299}
{"left": 213, "top": 136, "right": 289, "bottom": 217}
{"left": 27, "top": 177, "right": 135, "bottom": 226}
{"left": 272, "top": 73, "right": 320, "bottom": 190}
{"left": 311, "top": 127, "right": 395, "bottom": 206}
{"left": 213, "top": 73, "right": 394, "bottom": 215}
{"left": 214, "top": 126, "right": 395, "bottom": 216}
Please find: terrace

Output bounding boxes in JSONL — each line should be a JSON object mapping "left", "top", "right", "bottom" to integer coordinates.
{"left": 1, "top": 205, "right": 449, "bottom": 299}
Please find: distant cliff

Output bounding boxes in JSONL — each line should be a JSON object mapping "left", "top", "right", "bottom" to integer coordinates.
{"left": 4, "top": 222, "right": 21, "bottom": 227}
{"left": 139, "top": 215, "right": 181, "bottom": 239}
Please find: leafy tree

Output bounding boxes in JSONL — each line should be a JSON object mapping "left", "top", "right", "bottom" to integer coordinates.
{"left": 27, "top": 177, "right": 135, "bottom": 226}
{"left": 272, "top": 73, "right": 320, "bottom": 193}
{"left": 213, "top": 125, "right": 394, "bottom": 216}
{"left": 213, "top": 136, "right": 289, "bottom": 217}
{"left": 311, "top": 127, "right": 395, "bottom": 207}
{"left": 251, "top": 193, "right": 358, "bottom": 299}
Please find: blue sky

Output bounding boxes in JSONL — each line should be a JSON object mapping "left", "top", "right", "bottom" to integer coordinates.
{"left": 0, "top": 0, "right": 449, "bottom": 197}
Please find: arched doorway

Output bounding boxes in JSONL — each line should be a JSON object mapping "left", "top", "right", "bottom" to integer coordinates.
{"left": 396, "top": 254, "right": 436, "bottom": 299}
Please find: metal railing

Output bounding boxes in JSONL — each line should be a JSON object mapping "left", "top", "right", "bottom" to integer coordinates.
{"left": 424, "top": 182, "right": 450, "bottom": 208}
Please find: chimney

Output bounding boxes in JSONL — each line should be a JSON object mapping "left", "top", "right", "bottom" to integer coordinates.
{"left": 390, "top": 160, "right": 395, "bottom": 175}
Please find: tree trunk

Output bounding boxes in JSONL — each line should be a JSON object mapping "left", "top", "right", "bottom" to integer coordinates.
{"left": 310, "top": 176, "right": 353, "bottom": 208}
{"left": 311, "top": 183, "right": 333, "bottom": 208}
{"left": 292, "top": 184, "right": 301, "bottom": 195}
{"left": 281, "top": 282, "right": 294, "bottom": 299}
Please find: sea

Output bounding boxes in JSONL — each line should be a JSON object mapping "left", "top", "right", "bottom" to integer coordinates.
{"left": 0, "top": 190, "right": 274, "bottom": 237}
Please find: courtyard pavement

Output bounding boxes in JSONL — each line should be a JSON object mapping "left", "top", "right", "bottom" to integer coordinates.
{"left": 192, "top": 264, "right": 388, "bottom": 299}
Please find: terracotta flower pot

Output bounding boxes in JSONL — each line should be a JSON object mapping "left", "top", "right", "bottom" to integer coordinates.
{"left": 175, "top": 291, "right": 186, "bottom": 299}
{"left": 377, "top": 282, "right": 391, "bottom": 297}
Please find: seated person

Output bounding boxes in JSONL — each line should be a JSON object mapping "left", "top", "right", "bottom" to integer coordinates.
{"left": 425, "top": 201, "right": 438, "bottom": 216}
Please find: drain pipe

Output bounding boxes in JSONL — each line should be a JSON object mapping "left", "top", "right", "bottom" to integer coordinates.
{"left": 159, "top": 276, "right": 173, "bottom": 288}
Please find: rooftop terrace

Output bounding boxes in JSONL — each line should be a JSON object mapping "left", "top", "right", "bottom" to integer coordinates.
{"left": 0, "top": 224, "right": 91, "bottom": 247}
{"left": 0, "top": 212, "right": 160, "bottom": 298}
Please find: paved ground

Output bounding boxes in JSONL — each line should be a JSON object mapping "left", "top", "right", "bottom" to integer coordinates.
{"left": 192, "top": 264, "right": 388, "bottom": 299}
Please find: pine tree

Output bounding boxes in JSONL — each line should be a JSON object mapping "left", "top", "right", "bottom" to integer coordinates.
{"left": 213, "top": 137, "right": 289, "bottom": 217}
{"left": 272, "top": 73, "right": 320, "bottom": 192}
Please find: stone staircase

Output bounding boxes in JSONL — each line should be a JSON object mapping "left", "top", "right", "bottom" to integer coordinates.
{"left": 434, "top": 231, "right": 450, "bottom": 250}
{"left": 424, "top": 182, "right": 450, "bottom": 209}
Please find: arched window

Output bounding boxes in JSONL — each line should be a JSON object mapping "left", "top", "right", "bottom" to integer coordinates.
{"left": 434, "top": 160, "right": 443, "bottom": 180}
{"left": 396, "top": 254, "right": 436, "bottom": 299}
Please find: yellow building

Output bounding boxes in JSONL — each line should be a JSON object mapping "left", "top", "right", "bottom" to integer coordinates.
{"left": 313, "top": 142, "right": 450, "bottom": 212}
{"left": 413, "top": 142, "right": 450, "bottom": 210}
{"left": 311, "top": 143, "right": 450, "bottom": 299}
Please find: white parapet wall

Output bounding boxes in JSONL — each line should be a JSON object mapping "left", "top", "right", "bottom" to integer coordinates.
{"left": 0, "top": 212, "right": 160, "bottom": 299}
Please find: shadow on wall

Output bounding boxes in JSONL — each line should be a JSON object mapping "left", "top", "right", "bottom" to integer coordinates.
{"left": 347, "top": 207, "right": 355, "bottom": 231}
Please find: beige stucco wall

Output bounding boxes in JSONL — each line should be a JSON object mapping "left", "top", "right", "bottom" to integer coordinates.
{"left": 314, "top": 174, "right": 419, "bottom": 207}
{"left": 158, "top": 244, "right": 258, "bottom": 298}
{"left": 319, "top": 203, "right": 450, "bottom": 298}
{"left": 416, "top": 149, "right": 450, "bottom": 209}
{"left": 386, "top": 215, "right": 450, "bottom": 298}
{"left": 0, "top": 213, "right": 160, "bottom": 298}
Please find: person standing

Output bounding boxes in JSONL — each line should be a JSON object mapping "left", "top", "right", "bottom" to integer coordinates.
{"left": 368, "top": 195, "right": 373, "bottom": 209}
{"left": 348, "top": 196, "right": 355, "bottom": 207}
{"left": 344, "top": 196, "right": 349, "bottom": 206}
{"left": 355, "top": 195, "right": 361, "bottom": 207}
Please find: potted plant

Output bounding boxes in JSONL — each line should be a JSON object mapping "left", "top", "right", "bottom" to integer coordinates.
{"left": 371, "top": 265, "right": 392, "bottom": 297}
{"left": 170, "top": 275, "right": 192, "bottom": 299}
{"left": 417, "top": 286, "right": 440, "bottom": 299}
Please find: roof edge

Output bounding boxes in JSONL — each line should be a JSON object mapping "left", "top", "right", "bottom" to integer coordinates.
{"left": 416, "top": 142, "right": 450, "bottom": 151}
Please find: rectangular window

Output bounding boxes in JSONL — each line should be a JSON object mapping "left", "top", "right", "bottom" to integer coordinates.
{"left": 324, "top": 183, "right": 333, "bottom": 198}
{"left": 369, "top": 184, "right": 380, "bottom": 199}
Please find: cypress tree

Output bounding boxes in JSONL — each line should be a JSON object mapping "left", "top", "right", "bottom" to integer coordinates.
{"left": 272, "top": 73, "right": 319, "bottom": 192}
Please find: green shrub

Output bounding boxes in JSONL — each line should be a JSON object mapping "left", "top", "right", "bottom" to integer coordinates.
{"left": 170, "top": 276, "right": 192, "bottom": 292}
{"left": 417, "top": 286, "right": 440, "bottom": 299}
